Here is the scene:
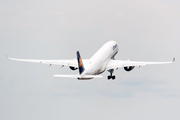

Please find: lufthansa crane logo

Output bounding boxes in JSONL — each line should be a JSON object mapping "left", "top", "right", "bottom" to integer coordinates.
{"left": 79, "top": 58, "right": 82, "bottom": 67}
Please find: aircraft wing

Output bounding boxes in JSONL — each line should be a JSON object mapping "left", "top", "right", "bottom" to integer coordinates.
{"left": 106, "top": 58, "right": 175, "bottom": 70}
{"left": 6, "top": 55, "right": 88, "bottom": 68}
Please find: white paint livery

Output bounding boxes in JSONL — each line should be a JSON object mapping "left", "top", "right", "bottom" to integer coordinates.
{"left": 7, "top": 41, "right": 175, "bottom": 80}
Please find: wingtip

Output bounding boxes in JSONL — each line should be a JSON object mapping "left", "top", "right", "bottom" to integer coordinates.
{"left": 173, "top": 57, "right": 175, "bottom": 62}
{"left": 53, "top": 75, "right": 57, "bottom": 77}
{"left": 5, "top": 54, "right": 9, "bottom": 58}
{"left": 5, "top": 54, "right": 13, "bottom": 60}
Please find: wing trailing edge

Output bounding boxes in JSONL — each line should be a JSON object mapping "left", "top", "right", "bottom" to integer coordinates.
{"left": 106, "top": 57, "right": 175, "bottom": 70}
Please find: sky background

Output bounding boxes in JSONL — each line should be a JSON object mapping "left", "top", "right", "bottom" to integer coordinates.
{"left": 1, "top": 0, "right": 180, "bottom": 120}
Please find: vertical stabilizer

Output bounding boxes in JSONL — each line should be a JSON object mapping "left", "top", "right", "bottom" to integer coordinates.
{"left": 76, "top": 51, "right": 85, "bottom": 74}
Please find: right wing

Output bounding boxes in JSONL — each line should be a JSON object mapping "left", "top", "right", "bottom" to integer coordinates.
{"left": 106, "top": 58, "right": 175, "bottom": 70}
{"left": 6, "top": 55, "right": 89, "bottom": 68}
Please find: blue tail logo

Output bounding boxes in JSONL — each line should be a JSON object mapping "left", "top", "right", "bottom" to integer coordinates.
{"left": 76, "top": 51, "right": 85, "bottom": 74}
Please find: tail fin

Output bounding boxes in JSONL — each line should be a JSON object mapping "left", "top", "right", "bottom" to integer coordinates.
{"left": 76, "top": 51, "right": 85, "bottom": 74}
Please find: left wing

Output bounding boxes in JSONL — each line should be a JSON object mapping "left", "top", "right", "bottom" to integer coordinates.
{"left": 6, "top": 55, "right": 88, "bottom": 68}
{"left": 106, "top": 58, "right": 175, "bottom": 70}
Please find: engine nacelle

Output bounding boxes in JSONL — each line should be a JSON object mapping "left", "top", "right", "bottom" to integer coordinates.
{"left": 69, "top": 66, "right": 78, "bottom": 70}
{"left": 124, "top": 66, "right": 135, "bottom": 72}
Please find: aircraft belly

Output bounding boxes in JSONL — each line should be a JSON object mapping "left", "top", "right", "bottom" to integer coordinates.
{"left": 95, "top": 69, "right": 105, "bottom": 75}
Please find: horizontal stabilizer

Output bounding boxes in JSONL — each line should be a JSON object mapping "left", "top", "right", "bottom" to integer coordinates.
{"left": 53, "top": 75, "right": 78, "bottom": 78}
{"left": 53, "top": 74, "right": 103, "bottom": 80}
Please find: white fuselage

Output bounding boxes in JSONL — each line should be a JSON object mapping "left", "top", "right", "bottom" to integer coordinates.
{"left": 80, "top": 41, "right": 118, "bottom": 77}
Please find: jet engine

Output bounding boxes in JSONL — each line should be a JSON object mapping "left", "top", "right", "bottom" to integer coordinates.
{"left": 124, "top": 66, "right": 135, "bottom": 72}
{"left": 69, "top": 66, "right": 78, "bottom": 70}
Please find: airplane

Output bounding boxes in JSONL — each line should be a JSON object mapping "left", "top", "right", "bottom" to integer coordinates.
{"left": 7, "top": 41, "right": 175, "bottom": 80}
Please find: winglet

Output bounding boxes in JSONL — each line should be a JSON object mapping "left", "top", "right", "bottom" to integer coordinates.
{"left": 5, "top": 54, "right": 14, "bottom": 60}
{"left": 173, "top": 58, "right": 175, "bottom": 62}
{"left": 76, "top": 51, "right": 85, "bottom": 74}
{"left": 5, "top": 54, "right": 10, "bottom": 59}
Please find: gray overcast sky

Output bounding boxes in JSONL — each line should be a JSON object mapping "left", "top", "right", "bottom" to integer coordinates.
{"left": 1, "top": 0, "right": 180, "bottom": 120}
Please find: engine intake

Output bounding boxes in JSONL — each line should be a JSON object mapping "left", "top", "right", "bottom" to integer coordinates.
{"left": 124, "top": 66, "right": 135, "bottom": 72}
{"left": 69, "top": 66, "right": 78, "bottom": 70}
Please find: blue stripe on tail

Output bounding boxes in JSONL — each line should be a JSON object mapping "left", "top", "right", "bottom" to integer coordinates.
{"left": 76, "top": 51, "right": 85, "bottom": 74}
